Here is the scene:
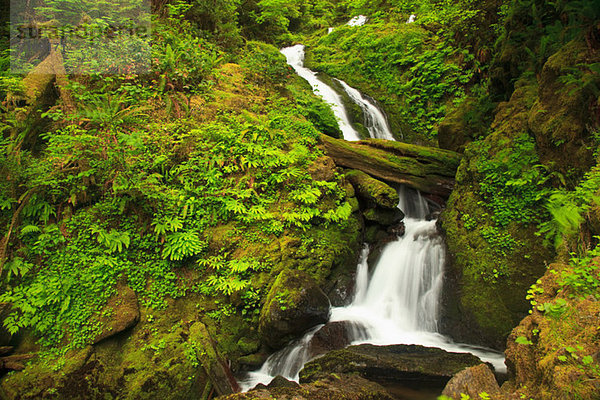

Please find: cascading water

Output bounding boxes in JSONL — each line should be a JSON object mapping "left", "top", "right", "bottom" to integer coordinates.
{"left": 280, "top": 45, "right": 361, "bottom": 141}
{"left": 239, "top": 18, "right": 505, "bottom": 392}
{"left": 239, "top": 188, "right": 505, "bottom": 391}
{"left": 336, "top": 79, "right": 396, "bottom": 140}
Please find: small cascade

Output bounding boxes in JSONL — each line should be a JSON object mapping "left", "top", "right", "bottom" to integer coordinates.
{"left": 347, "top": 15, "right": 368, "bottom": 26}
{"left": 280, "top": 45, "right": 361, "bottom": 141}
{"left": 336, "top": 79, "right": 396, "bottom": 140}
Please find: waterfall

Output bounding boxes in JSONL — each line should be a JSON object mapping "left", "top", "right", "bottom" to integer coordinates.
{"left": 281, "top": 45, "right": 397, "bottom": 141}
{"left": 239, "top": 22, "right": 505, "bottom": 392}
{"left": 336, "top": 79, "right": 396, "bottom": 140}
{"left": 280, "top": 45, "right": 361, "bottom": 141}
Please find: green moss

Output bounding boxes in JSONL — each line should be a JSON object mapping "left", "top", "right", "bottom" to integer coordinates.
{"left": 345, "top": 169, "right": 399, "bottom": 209}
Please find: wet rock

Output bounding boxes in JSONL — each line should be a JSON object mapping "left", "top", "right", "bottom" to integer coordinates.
{"left": 92, "top": 285, "right": 140, "bottom": 344}
{"left": 216, "top": 374, "right": 394, "bottom": 400}
{"left": 267, "top": 375, "right": 300, "bottom": 389}
{"left": 442, "top": 363, "right": 501, "bottom": 399}
{"left": 299, "top": 344, "right": 481, "bottom": 390}
{"left": 345, "top": 169, "right": 399, "bottom": 209}
{"left": 362, "top": 208, "right": 404, "bottom": 226}
{"left": 307, "top": 321, "right": 368, "bottom": 358}
{"left": 259, "top": 270, "right": 330, "bottom": 350}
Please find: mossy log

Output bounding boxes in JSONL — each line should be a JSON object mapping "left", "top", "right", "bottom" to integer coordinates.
{"left": 319, "top": 134, "right": 461, "bottom": 197}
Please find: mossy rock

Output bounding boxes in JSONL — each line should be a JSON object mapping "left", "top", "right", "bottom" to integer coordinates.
{"left": 527, "top": 39, "right": 597, "bottom": 175}
{"left": 0, "top": 295, "right": 242, "bottom": 400}
{"left": 216, "top": 373, "right": 394, "bottom": 400}
{"left": 345, "top": 169, "right": 399, "bottom": 209}
{"left": 437, "top": 96, "right": 495, "bottom": 153}
{"left": 362, "top": 208, "right": 403, "bottom": 226}
{"left": 299, "top": 344, "right": 481, "bottom": 390}
{"left": 91, "top": 284, "right": 140, "bottom": 344}
{"left": 259, "top": 269, "right": 330, "bottom": 350}
{"left": 503, "top": 260, "right": 600, "bottom": 400}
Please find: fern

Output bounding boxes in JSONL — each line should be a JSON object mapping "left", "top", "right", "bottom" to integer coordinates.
{"left": 162, "top": 231, "right": 206, "bottom": 261}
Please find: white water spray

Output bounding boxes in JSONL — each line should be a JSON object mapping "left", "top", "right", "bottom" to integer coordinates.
{"left": 336, "top": 79, "right": 396, "bottom": 140}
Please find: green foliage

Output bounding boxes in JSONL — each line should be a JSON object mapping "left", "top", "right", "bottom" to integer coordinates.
{"left": 240, "top": 41, "right": 292, "bottom": 86}
{"left": 0, "top": 12, "right": 356, "bottom": 356}
{"left": 152, "top": 20, "right": 223, "bottom": 92}
{"left": 475, "top": 134, "right": 550, "bottom": 228}
{"left": 162, "top": 231, "right": 207, "bottom": 261}
{"left": 562, "top": 243, "right": 600, "bottom": 299}
{"left": 516, "top": 336, "right": 533, "bottom": 345}
{"left": 536, "top": 298, "right": 568, "bottom": 319}
{"left": 539, "top": 165, "right": 600, "bottom": 249}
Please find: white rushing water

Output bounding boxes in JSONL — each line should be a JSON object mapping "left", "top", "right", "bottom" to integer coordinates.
{"left": 347, "top": 15, "right": 368, "bottom": 26}
{"left": 239, "top": 188, "right": 505, "bottom": 391}
{"left": 280, "top": 45, "right": 361, "bottom": 141}
{"left": 336, "top": 79, "right": 396, "bottom": 140}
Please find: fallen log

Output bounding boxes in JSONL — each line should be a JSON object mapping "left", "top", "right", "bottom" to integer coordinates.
{"left": 319, "top": 134, "right": 461, "bottom": 198}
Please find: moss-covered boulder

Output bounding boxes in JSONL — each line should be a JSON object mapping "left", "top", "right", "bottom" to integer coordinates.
{"left": 299, "top": 344, "right": 481, "bottom": 390}
{"left": 0, "top": 296, "right": 241, "bottom": 400}
{"left": 527, "top": 39, "right": 597, "bottom": 175}
{"left": 500, "top": 260, "right": 600, "bottom": 400}
{"left": 362, "top": 208, "right": 403, "bottom": 226}
{"left": 441, "top": 364, "right": 501, "bottom": 399}
{"left": 259, "top": 270, "right": 330, "bottom": 350}
{"left": 437, "top": 97, "right": 494, "bottom": 153}
{"left": 345, "top": 169, "right": 399, "bottom": 209}
{"left": 216, "top": 374, "right": 394, "bottom": 400}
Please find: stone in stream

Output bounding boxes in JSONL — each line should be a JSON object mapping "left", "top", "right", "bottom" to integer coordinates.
{"left": 259, "top": 270, "right": 330, "bottom": 350}
{"left": 441, "top": 363, "right": 501, "bottom": 399}
{"left": 299, "top": 344, "right": 482, "bottom": 392}
{"left": 306, "top": 321, "right": 369, "bottom": 358}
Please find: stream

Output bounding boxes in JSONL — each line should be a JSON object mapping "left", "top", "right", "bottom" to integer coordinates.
{"left": 238, "top": 27, "right": 506, "bottom": 392}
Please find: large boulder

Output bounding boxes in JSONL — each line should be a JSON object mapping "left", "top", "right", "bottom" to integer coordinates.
{"left": 500, "top": 260, "right": 600, "bottom": 400}
{"left": 259, "top": 270, "right": 330, "bottom": 350}
{"left": 216, "top": 374, "right": 394, "bottom": 400}
{"left": 0, "top": 296, "right": 240, "bottom": 400}
{"left": 439, "top": 81, "right": 552, "bottom": 350}
{"left": 442, "top": 363, "right": 501, "bottom": 399}
{"left": 299, "top": 344, "right": 482, "bottom": 390}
